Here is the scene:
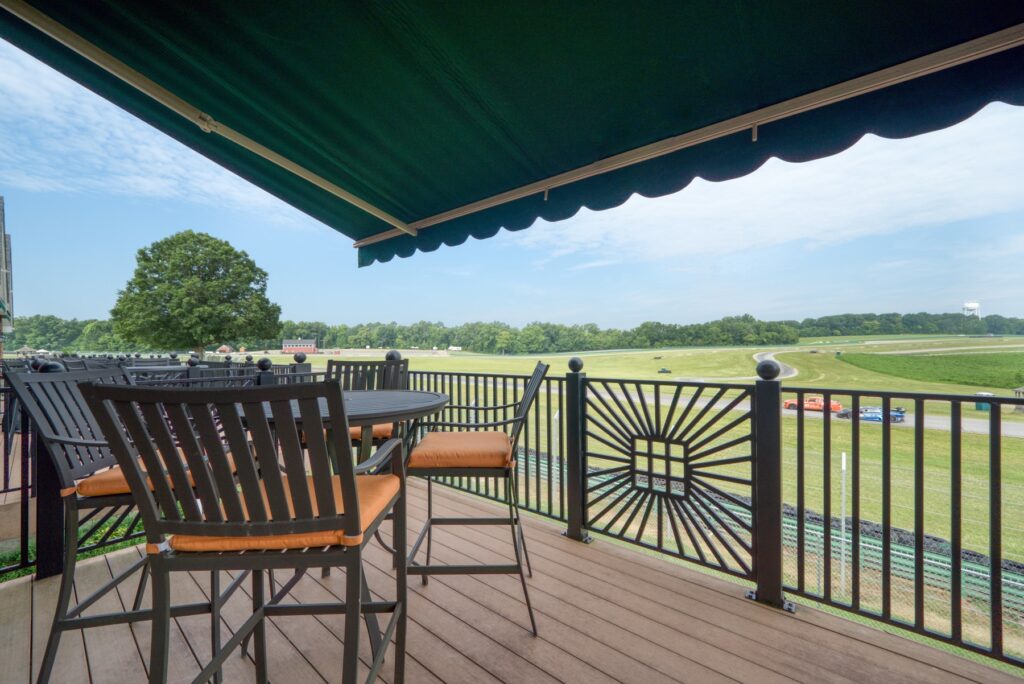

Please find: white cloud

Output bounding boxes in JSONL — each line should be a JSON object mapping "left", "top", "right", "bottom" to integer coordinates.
{"left": 568, "top": 259, "right": 618, "bottom": 271}
{"left": 0, "top": 40, "right": 315, "bottom": 228}
{"left": 509, "top": 102, "right": 1024, "bottom": 262}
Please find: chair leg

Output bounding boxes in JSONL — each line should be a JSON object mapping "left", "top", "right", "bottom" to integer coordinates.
{"left": 252, "top": 569, "right": 268, "bottom": 684}
{"left": 149, "top": 560, "right": 171, "bottom": 684}
{"left": 394, "top": 480, "right": 408, "bottom": 684}
{"left": 37, "top": 502, "right": 79, "bottom": 684}
{"left": 132, "top": 559, "right": 150, "bottom": 612}
{"left": 342, "top": 556, "right": 362, "bottom": 684}
{"left": 510, "top": 470, "right": 533, "bottom": 578}
{"left": 422, "top": 477, "right": 433, "bottom": 586}
{"left": 507, "top": 478, "right": 538, "bottom": 636}
{"left": 210, "top": 571, "right": 222, "bottom": 684}
{"left": 362, "top": 574, "right": 383, "bottom": 662}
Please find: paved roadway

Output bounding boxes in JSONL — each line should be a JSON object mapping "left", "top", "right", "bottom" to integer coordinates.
{"left": 752, "top": 351, "right": 798, "bottom": 379}
{"left": 752, "top": 350, "right": 1024, "bottom": 438}
{"left": 781, "top": 404, "right": 1024, "bottom": 438}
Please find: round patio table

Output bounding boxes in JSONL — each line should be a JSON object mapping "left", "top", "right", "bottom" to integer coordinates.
{"left": 261, "top": 389, "right": 448, "bottom": 426}
{"left": 262, "top": 389, "right": 449, "bottom": 460}
{"left": 343, "top": 390, "right": 449, "bottom": 428}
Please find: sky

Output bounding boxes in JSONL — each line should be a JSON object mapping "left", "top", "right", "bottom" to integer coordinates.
{"left": 1, "top": 38, "right": 1023, "bottom": 328}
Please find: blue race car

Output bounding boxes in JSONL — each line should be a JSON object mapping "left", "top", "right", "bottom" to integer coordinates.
{"left": 836, "top": 406, "right": 906, "bottom": 423}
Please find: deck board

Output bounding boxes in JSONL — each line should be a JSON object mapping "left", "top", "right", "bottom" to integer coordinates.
{"left": 0, "top": 479, "right": 1018, "bottom": 683}
{"left": 29, "top": 570, "right": 89, "bottom": 683}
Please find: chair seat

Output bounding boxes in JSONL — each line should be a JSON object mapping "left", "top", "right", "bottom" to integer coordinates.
{"left": 74, "top": 453, "right": 237, "bottom": 498}
{"left": 408, "top": 431, "right": 513, "bottom": 469}
{"left": 167, "top": 474, "right": 400, "bottom": 552}
{"left": 349, "top": 422, "right": 393, "bottom": 441}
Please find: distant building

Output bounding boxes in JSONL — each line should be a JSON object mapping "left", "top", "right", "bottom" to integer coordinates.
{"left": 282, "top": 338, "right": 317, "bottom": 353}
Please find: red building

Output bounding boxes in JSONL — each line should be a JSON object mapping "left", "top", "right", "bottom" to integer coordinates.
{"left": 282, "top": 338, "right": 317, "bottom": 354}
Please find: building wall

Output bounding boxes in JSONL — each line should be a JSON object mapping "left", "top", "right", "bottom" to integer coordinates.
{"left": 0, "top": 196, "right": 12, "bottom": 335}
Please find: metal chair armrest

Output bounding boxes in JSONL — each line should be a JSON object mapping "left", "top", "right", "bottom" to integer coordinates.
{"left": 444, "top": 401, "right": 520, "bottom": 411}
{"left": 355, "top": 438, "right": 404, "bottom": 476}
{"left": 418, "top": 416, "right": 524, "bottom": 431}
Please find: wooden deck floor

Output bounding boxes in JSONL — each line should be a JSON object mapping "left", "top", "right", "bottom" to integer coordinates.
{"left": 0, "top": 479, "right": 1018, "bottom": 683}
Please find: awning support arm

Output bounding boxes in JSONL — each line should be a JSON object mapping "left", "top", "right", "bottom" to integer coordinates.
{"left": 0, "top": 0, "right": 415, "bottom": 237}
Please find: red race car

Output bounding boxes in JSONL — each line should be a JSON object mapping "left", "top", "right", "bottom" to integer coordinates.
{"left": 783, "top": 396, "right": 843, "bottom": 413}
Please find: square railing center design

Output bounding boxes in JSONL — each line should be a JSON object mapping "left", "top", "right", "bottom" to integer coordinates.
{"left": 631, "top": 437, "right": 688, "bottom": 495}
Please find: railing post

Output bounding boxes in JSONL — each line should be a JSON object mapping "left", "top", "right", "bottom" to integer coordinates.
{"left": 564, "top": 357, "right": 591, "bottom": 543}
{"left": 292, "top": 352, "right": 311, "bottom": 375}
{"left": 255, "top": 357, "right": 276, "bottom": 385}
{"left": 186, "top": 355, "right": 201, "bottom": 380}
{"left": 35, "top": 361, "right": 67, "bottom": 578}
{"left": 748, "top": 359, "right": 792, "bottom": 610}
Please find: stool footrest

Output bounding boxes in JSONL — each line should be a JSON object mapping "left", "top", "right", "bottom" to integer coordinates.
{"left": 409, "top": 563, "right": 520, "bottom": 576}
{"left": 431, "top": 516, "right": 510, "bottom": 526}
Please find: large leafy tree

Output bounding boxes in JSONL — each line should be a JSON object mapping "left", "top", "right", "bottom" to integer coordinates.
{"left": 111, "top": 231, "right": 281, "bottom": 356}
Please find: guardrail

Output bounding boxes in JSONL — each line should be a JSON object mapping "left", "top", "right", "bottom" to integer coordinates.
{"left": 1, "top": 356, "right": 1020, "bottom": 665}
{"left": 408, "top": 370, "right": 568, "bottom": 521}
{"left": 415, "top": 360, "right": 1024, "bottom": 666}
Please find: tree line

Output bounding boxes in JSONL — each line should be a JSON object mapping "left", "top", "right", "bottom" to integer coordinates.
{"left": 5, "top": 311, "right": 1022, "bottom": 356}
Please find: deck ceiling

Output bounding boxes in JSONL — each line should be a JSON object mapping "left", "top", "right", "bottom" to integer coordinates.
{"left": 1, "top": 1, "right": 1023, "bottom": 265}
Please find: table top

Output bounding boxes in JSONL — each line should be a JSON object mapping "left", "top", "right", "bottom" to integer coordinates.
{"left": 263, "top": 389, "right": 448, "bottom": 426}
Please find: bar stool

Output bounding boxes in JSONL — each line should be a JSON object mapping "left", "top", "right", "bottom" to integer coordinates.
{"left": 406, "top": 361, "right": 549, "bottom": 634}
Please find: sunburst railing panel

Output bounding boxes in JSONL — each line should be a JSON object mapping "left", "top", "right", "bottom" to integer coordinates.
{"left": 582, "top": 378, "right": 755, "bottom": 578}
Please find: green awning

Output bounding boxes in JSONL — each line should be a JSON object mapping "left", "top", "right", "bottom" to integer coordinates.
{"left": 1, "top": 1, "right": 1023, "bottom": 266}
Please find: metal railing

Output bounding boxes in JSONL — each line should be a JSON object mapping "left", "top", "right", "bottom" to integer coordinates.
{"left": 408, "top": 370, "right": 568, "bottom": 521}
{"left": 417, "top": 360, "right": 1023, "bottom": 666}
{"left": 2, "top": 354, "right": 1022, "bottom": 666}
{"left": 778, "top": 385, "right": 1024, "bottom": 664}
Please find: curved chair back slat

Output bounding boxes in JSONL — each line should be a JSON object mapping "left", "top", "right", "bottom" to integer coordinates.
{"left": 80, "top": 380, "right": 362, "bottom": 545}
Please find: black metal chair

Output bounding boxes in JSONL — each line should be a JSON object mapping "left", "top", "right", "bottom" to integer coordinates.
{"left": 6, "top": 365, "right": 247, "bottom": 684}
{"left": 325, "top": 356, "right": 410, "bottom": 448}
{"left": 406, "top": 361, "right": 549, "bottom": 635}
{"left": 81, "top": 379, "right": 408, "bottom": 684}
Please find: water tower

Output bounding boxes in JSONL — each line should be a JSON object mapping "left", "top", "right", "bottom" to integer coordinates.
{"left": 962, "top": 301, "right": 981, "bottom": 318}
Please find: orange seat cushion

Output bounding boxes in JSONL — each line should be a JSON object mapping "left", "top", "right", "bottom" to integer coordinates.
{"left": 75, "top": 453, "right": 237, "bottom": 498}
{"left": 168, "top": 474, "right": 400, "bottom": 552}
{"left": 348, "top": 423, "right": 394, "bottom": 441}
{"left": 407, "top": 431, "right": 513, "bottom": 470}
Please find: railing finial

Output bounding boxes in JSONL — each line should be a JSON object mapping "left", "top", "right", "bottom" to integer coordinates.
{"left": 568, "top": 357, "right": 584, "bottom": 372}
{"left": 756, "top": 359, "right": 780, "bottom": 380}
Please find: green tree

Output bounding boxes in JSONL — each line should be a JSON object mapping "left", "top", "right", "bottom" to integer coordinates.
{"left": 111, "top": 231, "right": 281, "bottom": 356}
{"left": 75, "top": 319, "right": 132, "bottom": 352}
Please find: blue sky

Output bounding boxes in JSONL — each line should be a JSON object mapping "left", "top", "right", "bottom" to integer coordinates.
{"left": 2, "top": 39, "right": 1023, "bottom": 328}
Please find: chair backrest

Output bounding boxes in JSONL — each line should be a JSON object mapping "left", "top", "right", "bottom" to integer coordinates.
{"left": 5, "top": 366, "right": 135, "bottom": 487}
{"left": 80, "top": 381, "right": 362, "bottom": 544}
{"left": 2, "top": 358, "right": 31, "bottom": 374}
{"left": 510, "top": 362, "right": 549, "bottom": 452}
{"left": 325, "top": 359, "right": 409, "bottom": 391}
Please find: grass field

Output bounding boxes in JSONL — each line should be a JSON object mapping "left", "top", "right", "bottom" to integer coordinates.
{"left": 841, "top": 351, "right": 1024, "bottom": 390}
{"left": 265, "top": 334, "right": 1024, "bottom": 393}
